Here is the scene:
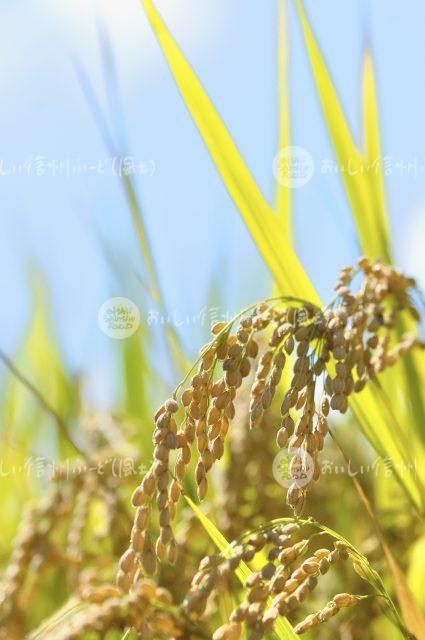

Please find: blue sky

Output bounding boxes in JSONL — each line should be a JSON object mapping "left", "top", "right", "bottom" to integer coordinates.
{"left": 0, "top": 0, "right": 424, "bottom": 403}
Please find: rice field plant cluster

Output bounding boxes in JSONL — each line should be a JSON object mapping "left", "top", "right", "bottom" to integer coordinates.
{"left": 2, "top": 1, "right": 425, "bottom": 639}
{"left": 0, "top": 257, "right": 423, "bottom": 639}
{"left": 118, "top": 258, "right": 423, "bottom": 593}
{"left": 0, "top": 421, "right": 140, "bottom": 638}
{"left": 3, "top": 261, "right": 421, "bottom": 638}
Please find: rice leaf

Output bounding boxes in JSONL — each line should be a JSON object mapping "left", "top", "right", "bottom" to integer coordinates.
{"left": 384, "top": 548, "right": 425, "bottom": 640}
{"left": 120, "top": 330, "right": 159, "bottom": 462}
{"left": 295, "top": 0, "right": 390, "bottom": 261}
{"left": 362, "top": 48, "right": 390, "bottom": 251}
{"left": 330, "top": 430, "right": 425, "bottom": 639}
{"left": 140, "top": 0, "right": 318, "bottom": 304}
{"left": 408, "top": 534, "right": 425, "bottom": 613}
{"left": 183, "top": 495, "right": 253, "bottom": 584}
{"left": 348, "top": 386, "right": 423, "bottom": 512}
{"left": 361, "top": 42, "right": 425, "bottom": 447}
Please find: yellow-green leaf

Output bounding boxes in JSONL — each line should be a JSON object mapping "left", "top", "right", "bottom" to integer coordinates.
{"left": 362, "top": 48, "right": 390, "bottom": 251}
{"left": 140, "top": 0, "right": 318, "bottom": 304}
{"left": 408, "top": 534, "right": 425, "bottom": 613}
{"left": 295, "top": 0, "right": 390, "bottom": 261}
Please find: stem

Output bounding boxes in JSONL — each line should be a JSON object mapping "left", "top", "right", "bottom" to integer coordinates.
{"left": 173, "top": 294, "right": 313, "bottom": 398}
{"left": 328, "top": 428, "right": 424, "bottom": 638}
{"left": 0, "top": 349, "right": 85, "bottom": 458}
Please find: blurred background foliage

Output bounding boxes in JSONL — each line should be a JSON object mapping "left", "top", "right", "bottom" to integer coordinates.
{"left": 0, "top": 1, "right": 424, "bottom": 639}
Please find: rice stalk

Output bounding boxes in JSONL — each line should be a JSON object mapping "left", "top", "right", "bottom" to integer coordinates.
{"left": 117, "top": 259, "right": 423, "bottom": 639}
{"left": 136, "top": 0, "right": 425, "bottom": 511}
{"left": 295, "top": 0, "right": 425, "bottom": 453}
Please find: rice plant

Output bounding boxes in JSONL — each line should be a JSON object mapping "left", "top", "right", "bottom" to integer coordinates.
{"left": 1, "top": 2, "right": 424, "bottom": 640}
